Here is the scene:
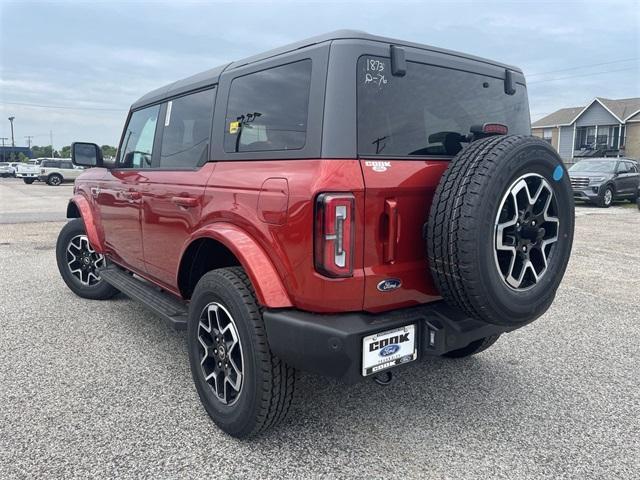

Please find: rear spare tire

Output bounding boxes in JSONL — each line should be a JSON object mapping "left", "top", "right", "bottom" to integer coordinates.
{"left": 23, "top": 178, "right": 35, "bottom": 184}
{"left": 427, "top": 135, "right": 574, "bottom": 327}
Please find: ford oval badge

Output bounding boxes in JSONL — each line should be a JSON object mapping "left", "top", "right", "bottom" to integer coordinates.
{"left": 379, "top": 344, "right": 400, "bottom": 357}
{"left": 377, "top": 278, "right": 402, "bottom": 292}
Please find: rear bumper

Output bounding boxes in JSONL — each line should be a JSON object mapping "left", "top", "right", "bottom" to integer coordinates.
{"left": 16, "top": 173, "right": 38, "bottom": 178}
{"left": 263, "top": 301, "right": 515, "bottom": 383}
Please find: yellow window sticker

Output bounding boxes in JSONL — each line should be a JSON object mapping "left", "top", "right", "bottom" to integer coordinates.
{"left": 229, "top": 121, "right": 240, "bottom": 134}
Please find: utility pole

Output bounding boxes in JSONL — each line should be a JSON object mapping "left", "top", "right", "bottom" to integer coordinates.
{"left": 8, "top": 116, "right": 15, "bottom": 147}
{"left": 50, "top": 130, "right": 54, "bottom": 157}
{"left": 24, "top": 135, "right": 34, "bottom": 148}
{"left": 8, "top": 117, "right": 16, "bottom": 161}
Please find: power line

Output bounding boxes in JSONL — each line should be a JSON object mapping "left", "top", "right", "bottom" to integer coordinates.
{"left": 528, "top": 58, "right": 639, "bottom": 77}
{"left": 528, "top": 66, "right": 638, "bottom": 85}
{"left": 0, "top": 101, "right": 125, "bottom": 112}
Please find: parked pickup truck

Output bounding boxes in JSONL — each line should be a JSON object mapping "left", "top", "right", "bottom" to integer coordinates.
{"left": 16, "top": 158, "right": 44, "bottom": 183}
{"left": 57, "top": 31, "right": 575, "bottom": 438}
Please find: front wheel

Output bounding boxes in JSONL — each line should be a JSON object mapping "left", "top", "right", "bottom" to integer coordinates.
{"left": 188, "top": 267, "right": 296, "bottom": 438}
{"left": 56, "top": 218, "right": 119, "bottom": 300}
{"left": 599, "top": 186, "right": 613, "bottom": 208}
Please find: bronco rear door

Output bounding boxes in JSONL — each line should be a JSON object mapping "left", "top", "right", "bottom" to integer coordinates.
{"left": 354, "top": 50, "right": 530, "bottom": 311}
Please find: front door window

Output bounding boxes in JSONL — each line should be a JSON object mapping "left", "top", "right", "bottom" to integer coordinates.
{"left": 118, "top": 105, "right": 160, "bottom": 168}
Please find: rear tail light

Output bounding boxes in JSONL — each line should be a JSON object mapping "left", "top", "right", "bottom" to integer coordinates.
{"left": 314, "top": 193, "right": 355, "bottom": 278}
{"left": 40, "top": 168, "right": 45, "bottom": 174}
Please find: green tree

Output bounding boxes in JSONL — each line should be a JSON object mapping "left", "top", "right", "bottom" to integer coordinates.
{"left": 31, "top": 145, "right": 57, "bottom": 158}
{"left": 101, "top": 145, "right": 117, "bottom": 157}
{"left": 60, "top": 145, "right": 71, "bottom": 158}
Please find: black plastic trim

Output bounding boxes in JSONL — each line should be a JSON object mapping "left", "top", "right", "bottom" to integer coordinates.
{"left": 263, "top": 301, "right": 514, "bottom": 383}
{"left": 99, "top": 264, "right": 188, "bottom": 331}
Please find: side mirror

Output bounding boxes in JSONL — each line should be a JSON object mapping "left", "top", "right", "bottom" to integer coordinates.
{"left": 71, "top": 142, "right": 103, "bottom": 167}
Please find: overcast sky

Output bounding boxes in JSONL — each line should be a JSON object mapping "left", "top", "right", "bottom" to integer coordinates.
{"left": 1, "top": 0, "right": 639, "bottom": 149}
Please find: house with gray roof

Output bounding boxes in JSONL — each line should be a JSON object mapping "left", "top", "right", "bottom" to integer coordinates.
{"left": 531, "top": 97, "right": 640, "bottom": 162}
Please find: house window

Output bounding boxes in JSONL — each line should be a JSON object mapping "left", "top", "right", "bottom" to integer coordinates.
{"left": 575, "top": 126, "right": 597, "bottom": 149}
{"left": 543, "top": 128, "right": 553, "bottom": 144}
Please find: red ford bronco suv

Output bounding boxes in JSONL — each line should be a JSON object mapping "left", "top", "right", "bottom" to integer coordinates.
{"left": 57, "top": 31, "right": 574, "bottom": 438}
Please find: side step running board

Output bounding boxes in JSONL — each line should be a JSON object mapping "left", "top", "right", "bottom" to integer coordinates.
{"left": 99, "top": 264, "right": 188, "bottom": 331}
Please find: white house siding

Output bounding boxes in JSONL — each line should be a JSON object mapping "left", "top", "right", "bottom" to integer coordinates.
{"left": 558, "top": 126, "right": 574, "bottom": 160}
{"left": 575, "top": 102, "right": 618, "bottom": 126}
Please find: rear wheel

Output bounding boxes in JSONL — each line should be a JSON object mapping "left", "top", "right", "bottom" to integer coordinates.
{"left": 23, "top": 178, "right": 35, "bottom": 184}
{"left": 56, "top": 218, "right": 119, "bottom": 300}
{"left": 47, "top": 173, "right": 63, "bottom": 186}
{"left": 443, "top": 335, "right": 500, "bottom": 358}
{"left": 188, "top": 267, "right": 296, "bottom": 438}
{"left": 427, "top": 135, "right": 574, "bottom": 326}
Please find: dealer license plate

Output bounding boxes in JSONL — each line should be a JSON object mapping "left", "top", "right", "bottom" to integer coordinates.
{"left": 362, "top": 324, "right": 417, "bottom": 376}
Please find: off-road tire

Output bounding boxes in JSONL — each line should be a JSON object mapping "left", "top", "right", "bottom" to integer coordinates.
{"left": 23, "top": 178, "right": 35, "bottom": 184}
{"left": 427, "top": 135, "right": 574, "bottom": 326}
{"left": 188, "top": 267, "right": 296, "bottom": 438}
{"left": 47, "top": 173, "right": 63, "bottom": 186}
{"left": 56, "top": 218, "right": 119, "bottom": 300}
{"left": 443, "top": 334, "right": 501, "bottom": 358}
{"left": 598, "top": 186, "right": 613, "bottom": 208}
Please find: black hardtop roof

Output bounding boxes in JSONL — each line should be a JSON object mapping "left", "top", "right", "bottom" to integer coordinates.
{"left": 131, "top": 29, "right": 522, "bottom": 110}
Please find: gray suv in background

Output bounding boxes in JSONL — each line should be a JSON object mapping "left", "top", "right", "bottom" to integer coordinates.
{"left": 569, "top": 158, "right": 639, "bottom": 207}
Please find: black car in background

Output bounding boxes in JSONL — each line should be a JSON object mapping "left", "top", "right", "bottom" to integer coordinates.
{"left": 569, "top": 158, "right": 639, "bottom": 208}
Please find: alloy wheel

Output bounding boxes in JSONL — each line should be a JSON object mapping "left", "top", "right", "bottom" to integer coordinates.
{"left": 66, "top": 234, "right": 105, "bottom": 286}
{"left": 494, "top": 173, "right": 560, "bottom": 291}
{"left": 197, "top": 302, "right": 244, "bottom": 405}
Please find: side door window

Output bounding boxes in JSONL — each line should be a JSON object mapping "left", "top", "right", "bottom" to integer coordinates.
{"left": 117, "top": 105, "right": 160, "bottom": 168}
{"left": 159, "top": 88, "right": 215, "bottom": 168}
{"left": 224, "top": 60, "right": 312, "bottom": 153}
{"left": 617, "top": 162, "right": 630, "bottom": 174}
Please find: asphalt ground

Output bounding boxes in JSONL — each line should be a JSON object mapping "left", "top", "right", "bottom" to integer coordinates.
{"left": 0, "top": 177, "right": 639, "bottom": 479}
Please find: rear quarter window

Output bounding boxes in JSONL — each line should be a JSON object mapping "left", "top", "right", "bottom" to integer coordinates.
{"left": 224, "top": 60, "right": 312, "bottom": 153}
{"left": 357, "top": 56, "right": 530, "bottom": 157}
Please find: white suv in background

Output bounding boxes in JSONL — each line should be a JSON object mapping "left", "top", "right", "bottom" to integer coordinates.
{"left": 38, "top": 159, "right": 84, "bottom": 186}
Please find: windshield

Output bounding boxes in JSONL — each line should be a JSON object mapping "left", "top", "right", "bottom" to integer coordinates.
{"left": 569, "top": 160, "right": 616, "bottom": 173}
{"left": 357, "top": 56, "right": 530, "bottom": 157}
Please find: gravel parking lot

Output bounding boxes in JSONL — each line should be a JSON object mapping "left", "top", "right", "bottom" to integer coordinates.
{"left": 0, "top": 177, "right": 638, "bottom": 479}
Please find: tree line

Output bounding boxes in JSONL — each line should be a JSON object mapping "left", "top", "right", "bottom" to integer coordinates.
{"left": 6, "top": 145, "right": 117, "bottom": 162}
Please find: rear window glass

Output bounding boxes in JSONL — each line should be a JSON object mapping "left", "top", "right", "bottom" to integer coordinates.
{"left": 357, "top": 56, "right": 530, "bottom": 157}
{"left": 224, "top": 60, "right": 312, "bottom": 153}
